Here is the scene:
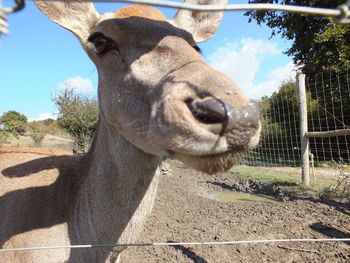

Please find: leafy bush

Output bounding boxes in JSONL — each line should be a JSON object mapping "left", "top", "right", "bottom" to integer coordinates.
{"left": 31, "top": 133, "right": 45, "bottom": 147}
{"left": 53, "top": 88, "right": 98, "bottom": 153}
{"left": 0, "top": 111, "right": 27, "bottom": 135}
{"left": 0, "top": 131, "right": 10, "bottom": 145}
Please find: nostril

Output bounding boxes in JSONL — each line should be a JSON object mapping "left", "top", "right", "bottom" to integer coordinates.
{"left": 227, "top": 100, "right": 261, "bottom": 130}
{"left": 186, "top": 97, "right": 227, "bottom": 125}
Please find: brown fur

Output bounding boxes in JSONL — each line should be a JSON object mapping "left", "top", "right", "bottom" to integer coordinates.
{"left": 113, "top": 5, "right": 166, "bottom": 21}
{"left": 1, "top": 1, "right": 260, "bottom": 262}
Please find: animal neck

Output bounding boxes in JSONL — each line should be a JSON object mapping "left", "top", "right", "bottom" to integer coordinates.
{"left": 72, "top": 115, "right": 161, "bottom": 260}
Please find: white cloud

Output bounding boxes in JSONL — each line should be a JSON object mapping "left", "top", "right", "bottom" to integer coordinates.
{"left": 28, "top": 112, "right": 57, "bottom": 122}
{"left": 208, "top": 38, "right": 297, "bottom": 100}
{"left": 247, "top": 62, "right": 297, "bottom": 99}
{"left": 57, "top": 76, "right": 94, "bottom": 94}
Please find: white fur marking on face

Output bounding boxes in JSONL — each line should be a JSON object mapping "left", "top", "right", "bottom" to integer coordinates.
{"left": 248, "top": 122, "right": 261, "bottom": 148}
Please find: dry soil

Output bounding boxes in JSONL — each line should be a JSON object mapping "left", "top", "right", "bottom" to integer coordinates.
{"left": 121, "top": 161, "right": 350, "bottom": 263}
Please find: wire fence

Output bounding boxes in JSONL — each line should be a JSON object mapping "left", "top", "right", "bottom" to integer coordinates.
{"left": 1, "top": 0, "right": 350, "bottom": 35}
{"left": 242, "top": 81, "right": 302, "bottom": 167}
{"left": 242, "top": 68, "right": 350, "bottom": 170}
{"left": 1, "top": 238, "right": 350, "bottom": 253}
{"left": 60, "top": 0, "right": 350, "bottom": 24}
{"left": 307, "top": 71, "right": 350, "bottom": 164}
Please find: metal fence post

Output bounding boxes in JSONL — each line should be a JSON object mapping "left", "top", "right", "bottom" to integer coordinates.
{"left": 296, "top": 73, "right": 310, "bottom": 186}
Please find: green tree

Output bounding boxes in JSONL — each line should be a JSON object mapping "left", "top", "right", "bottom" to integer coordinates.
{"left": 0, "top": 110, "right": 27, "bottom": 135}
{"left": 245, "top": 0, "right": 349, "bottom": 74}
{"left": 312, "top": 24, "right": 350, "bottom": 72}
{"left": 53, "top": 88, "right": 98, "bottom": 153}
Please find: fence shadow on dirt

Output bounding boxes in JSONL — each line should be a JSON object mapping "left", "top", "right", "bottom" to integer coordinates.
{"left": 167, "top": 241, "right": 208, "bottom": 263}
{"left": 310, "top": 222, "right": 350, "bottom": 246}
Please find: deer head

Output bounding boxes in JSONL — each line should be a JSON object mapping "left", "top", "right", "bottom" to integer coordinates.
{"left": 34, "top": 0, "right": 261, "bottom": 174}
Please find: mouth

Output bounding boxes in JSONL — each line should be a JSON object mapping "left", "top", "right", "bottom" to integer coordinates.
{"left": 163, "top": 123, "right": 260, "bottom": 174}
{"left": 171, "top": 147, "right": 246, "bottom": 174}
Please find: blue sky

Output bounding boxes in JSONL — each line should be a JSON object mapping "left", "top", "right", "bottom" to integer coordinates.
{"left": 0, "top": 0, "right": 295, "bottom": 121}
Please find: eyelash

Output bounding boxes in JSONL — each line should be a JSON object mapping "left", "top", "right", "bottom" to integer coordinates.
{"left": 193, "top": 45, "right": 201, "bottom": 53}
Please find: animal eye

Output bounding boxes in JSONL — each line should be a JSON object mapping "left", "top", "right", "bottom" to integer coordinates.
{"left": 88, "top": 33, "right": 119, "bottom": 55}
{"left": 92, "top": 37, "right": 110, "bottom": 55}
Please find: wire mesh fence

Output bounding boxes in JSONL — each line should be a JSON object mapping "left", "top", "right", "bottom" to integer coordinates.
{"left": 306, "top": 70, "right": 350, "bottom": 164}
{"left": 242, "top": 81, "right": 302, "bottom": 167}
{"left": 242, "top": 68, "right": 350, "bottom": 169}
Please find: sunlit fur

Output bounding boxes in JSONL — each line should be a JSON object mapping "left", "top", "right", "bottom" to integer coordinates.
{"left": 0, "top": 2, "right": 260, "bottom": 263}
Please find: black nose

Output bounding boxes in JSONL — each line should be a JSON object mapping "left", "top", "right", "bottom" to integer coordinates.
{"left": 186, "top": 97, "right": 260, "bottom": 134}
{"left": 186, "top": 97, "right": 227, "bottom": 125}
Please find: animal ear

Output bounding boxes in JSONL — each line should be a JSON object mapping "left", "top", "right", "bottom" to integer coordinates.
{"left": 34, "top": 0, "right": 99, "bottom": 43}
{"left": 170, "top": 0, "right": 228, "bottom": 43}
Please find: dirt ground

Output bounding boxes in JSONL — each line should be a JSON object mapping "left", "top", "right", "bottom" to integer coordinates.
{"left": 121, "top": 161, "right": 350, "bottom": 263}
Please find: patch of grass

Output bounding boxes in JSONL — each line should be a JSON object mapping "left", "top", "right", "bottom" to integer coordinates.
{"left": 316, "top": 161, "right": 350, "bottom": 202}
{"left": 230, "top": 165, "right": 300, "bottom": 186}
{"left": 314, "top": 163, "right": 350, "bottom": 173}
{"left": 229, "top": 165, "right": 337, "bottom": 200}
{"left": 243, "top": 152, "right": 302, "bottom": 167}
{"left": 231, "top": 165, "right": 350, "bottom": 203}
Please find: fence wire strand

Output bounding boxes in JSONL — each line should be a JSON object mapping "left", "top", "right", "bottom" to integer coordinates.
{"left": 2, "top": 0, "right": 349, "bottom": 36}
{"left": 1, "top": 238, "right": 350, "bottom": 253}
{"left": 9, "top": 0, "right": 350, "bottom": 24}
